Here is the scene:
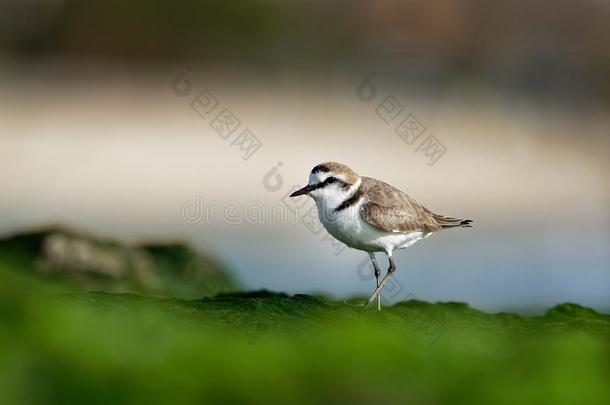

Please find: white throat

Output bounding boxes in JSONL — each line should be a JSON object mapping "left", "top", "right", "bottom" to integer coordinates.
{"left": 313, "top": 177, "right": 362, "bottom": 213}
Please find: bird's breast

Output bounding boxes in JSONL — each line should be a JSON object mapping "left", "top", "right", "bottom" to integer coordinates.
{"left": 315, "top": 199, "right": 372, "bottom": 249}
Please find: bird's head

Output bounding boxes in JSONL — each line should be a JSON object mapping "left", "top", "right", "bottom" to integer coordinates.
{"left": 290, "top": 162, "right": 361, "bottom": 205}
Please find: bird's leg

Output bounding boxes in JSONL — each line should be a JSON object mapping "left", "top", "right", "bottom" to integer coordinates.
{"left": 368, "top": 252, "right": 382, "bottom": 311}
{"left": 365, "top": 255, "right": 396, "bottom": 308}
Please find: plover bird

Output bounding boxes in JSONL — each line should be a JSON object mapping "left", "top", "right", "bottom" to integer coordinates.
{"left": 290, "top": 162, "right": 472, "bottom": 310}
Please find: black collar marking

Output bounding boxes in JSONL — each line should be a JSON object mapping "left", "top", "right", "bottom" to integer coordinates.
{"left": 334, "top": 184, "right": 363, "bottom": 212}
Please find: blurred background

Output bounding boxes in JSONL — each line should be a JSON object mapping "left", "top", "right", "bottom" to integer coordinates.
{"left": 1, "top": 0, "right": 609, "bottom": 312}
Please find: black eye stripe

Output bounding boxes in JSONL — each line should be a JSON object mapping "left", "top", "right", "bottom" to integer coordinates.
{"left": 311, "top": 176, "right": 344, "bottom": 190}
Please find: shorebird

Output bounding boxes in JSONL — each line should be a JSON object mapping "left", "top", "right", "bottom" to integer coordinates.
{"left": 290, "top": 162, "right": 472, "bottom": 310}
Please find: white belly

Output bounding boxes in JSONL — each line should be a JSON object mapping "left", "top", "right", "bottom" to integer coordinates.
{"left": 316, "top": 199, "right": 430, "bottom": 253}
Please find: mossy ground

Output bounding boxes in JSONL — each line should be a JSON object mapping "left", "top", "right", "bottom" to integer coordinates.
{"left": 1, "top": 264, "right": 609, "bottom": 405}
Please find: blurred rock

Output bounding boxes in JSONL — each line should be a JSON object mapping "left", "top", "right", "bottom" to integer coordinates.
{"left": 0, "top": 227, "right": 236, "bottom": 298}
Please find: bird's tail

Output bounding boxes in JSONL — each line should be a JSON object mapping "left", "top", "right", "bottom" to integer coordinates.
{"left": 432, "top": 213, "right": 473, "bottom": 229}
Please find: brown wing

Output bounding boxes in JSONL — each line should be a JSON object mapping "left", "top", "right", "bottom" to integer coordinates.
{"left": 359, "top": 177, "right": 442, "bottom": 233}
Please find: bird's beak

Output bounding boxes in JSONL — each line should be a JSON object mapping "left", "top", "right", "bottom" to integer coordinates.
{"left": 290, "top": 184, "right": 316, "bottom": 197}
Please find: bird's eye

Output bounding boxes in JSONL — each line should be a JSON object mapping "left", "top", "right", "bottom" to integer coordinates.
{"left": 326, "top": 177, "right": 337, "bottom": 184}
